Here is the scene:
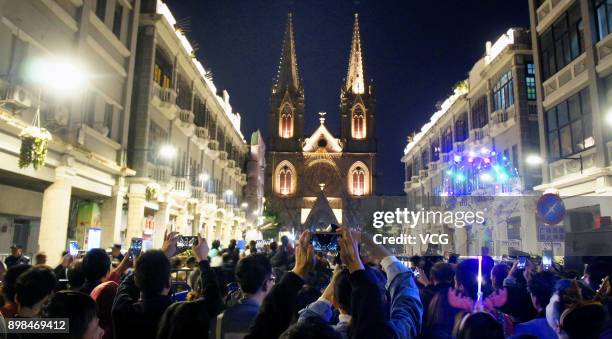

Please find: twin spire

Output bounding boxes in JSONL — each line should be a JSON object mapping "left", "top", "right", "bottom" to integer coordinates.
{"left": 274, "top": 13, "right": 301, "bottom": 92}
{"left": 273, "top": 12, "right": 366, "bottom": 95}
{"left": 346, "top": 13, "right": 365, "bottom": 95}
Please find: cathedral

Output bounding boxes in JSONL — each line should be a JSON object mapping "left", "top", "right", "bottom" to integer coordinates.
{"left": 265, "top": 13, "right": 377, "bottom": 230}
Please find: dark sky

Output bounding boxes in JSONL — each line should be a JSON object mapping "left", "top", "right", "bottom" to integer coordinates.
{"left": 163, "top": 0, "right": 530, "bottom": 195}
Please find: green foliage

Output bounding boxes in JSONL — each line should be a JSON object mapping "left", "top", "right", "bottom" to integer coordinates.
{"left": 18, "top": 127, "right": 51, "bottom": 170}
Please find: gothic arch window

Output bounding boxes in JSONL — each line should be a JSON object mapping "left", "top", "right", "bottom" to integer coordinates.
{"left": 275, "top": 161, "right": 296, "bottom": 196}
{"left": 348, "top": 162, "right": 370, "bottom": 196}
{"left": 351, "top": 105, "right": 366, "bottom": 139}
{"left": 279, "top": 104, "right": 294, "bottom": 139}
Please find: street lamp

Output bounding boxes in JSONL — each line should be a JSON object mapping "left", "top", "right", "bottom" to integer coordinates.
{"left": 606, "top": 108, "right": 612, "bottom": 126}
{"left": 526, "top": 154, "right": 543, "bottom": 166}
{"left": 29, "top": 57, "right": 88, "bottom": 94}
{"left": 158, "top": 144, "right": 177, "bottom": 159}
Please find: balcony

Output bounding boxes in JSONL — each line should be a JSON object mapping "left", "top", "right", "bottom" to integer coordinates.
{"left": 549, "top": 147, "right": 597, "bottom": 181}
{"left": 204, "top": 192, "right": 216, "bottom": 207}
{"left": 227, "top": 159, "right": 235, "bottom": 169}
{"left": 205, "top": 140, "right": 220, "bottom": 159}
{"left": 404, "top": 181, "right": 411, "bottom": 192}
{"left": 146, "top": 162, "right": 172, "bottom": 183}
{"left": 234, "top": 167, "right": 242, "bottom": 177}
{"left": 151, "top": 83, "right": 178, "bottom": 120}
{"left": 218, "top": 151, "right": 228, "bottom": 167}
{"left": 467, "top": 125, "right": 490, "bottom": 147}
{"left": 596, "top": 33, "right": 612, "bottom": 76}
{"left": 239, "top": 173, "right": 247, "bottom": 186}
{"left": 178, "top": 109, "right": 194, "bottom": 125}
{"left": 419, "top": 169, "right": 428, "bottom": 178}
{"left": 172, "top": 176, "right": 192, "bottom": 197}
{"left": 536, "top": 0, "right": 574, "bottom": 33}
{"left": 191, "top": 186, "right": 204, "bottom": 200}
{"left": 454, "top": 141, "right": 466, "bottom": 153}
{"left": 489, "top": 107, "right": 516, "bottom": 137}
{"left": 542, "top": 53, "right": 588, "bottom": 108}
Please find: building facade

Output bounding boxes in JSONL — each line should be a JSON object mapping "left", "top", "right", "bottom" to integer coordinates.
{"left": 265, "top": 14, "right": 377, "bottom": 230}
{"left": 0, "top": 0, "right": 140, "bottom": 258}
{"left": 126, "top": 0, "right": 250, "bottom": 248}
{"left": 402, "top": 29, "right": 546, "bottom": 256}
{"left": 528, "top": 0, "right": 612, "bottom": 256}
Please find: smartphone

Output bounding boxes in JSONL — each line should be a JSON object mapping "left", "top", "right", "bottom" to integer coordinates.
{"left": 542, "top": 251, "right": 553, "bottom": 271}
{"left": 517, "top": 256, "right": 527, "bottom": 270}
{"left": 311, "top": 232, "right": 340, "bottom": 252}
{"left": 68, "top": 241, "right": 79, "bottom": 256}
{"left": 176, "top": 236, "right": 198, "bottom": 253}
{"left": 130, "top": 238, "right": 143, "bottom": 259}
{"left": 412, "top": 268, "right": 421, "bottom": 278}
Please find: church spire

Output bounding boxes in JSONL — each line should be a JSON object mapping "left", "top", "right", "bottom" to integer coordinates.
{"left": 345, "top": 13, "right": 365, "bottom": 95}
{"left": 273, "top": 13, "right": 301, "bottom": 92}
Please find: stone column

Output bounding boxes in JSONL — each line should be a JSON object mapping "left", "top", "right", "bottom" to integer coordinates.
{"left": 176, "top": 209, "right": 189, "bottom": 235}
{"left": 100, "top": 183, "right": 127, "bottom": 249}
{"left": 153, "top": 202, "right": 170, "bottom": 248}
{"left": 125, "top": 183, "right": 146, "bottom": 246}
{"left": 38, "top": 167, "right": 75, "bottom": 258}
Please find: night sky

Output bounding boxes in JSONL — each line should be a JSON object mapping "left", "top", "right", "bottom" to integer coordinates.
{"left": 163, "top": 0, "right": 530, "bottom": 195}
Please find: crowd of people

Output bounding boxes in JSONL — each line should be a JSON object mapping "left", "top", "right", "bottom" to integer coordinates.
{"left": 0, "top": 230, "right": 611, "bottom": 339}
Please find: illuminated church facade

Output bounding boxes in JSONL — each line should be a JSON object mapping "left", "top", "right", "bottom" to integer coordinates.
{"left": 265, "top": 13, "right": 377, "bottom": 230}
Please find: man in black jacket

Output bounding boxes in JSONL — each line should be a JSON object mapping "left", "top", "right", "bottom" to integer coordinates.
{"left": 111, "top": 231, "right": 179, "bottom": 339}
{"left": 156, "top": 235, "right": 223, "bottom": 338}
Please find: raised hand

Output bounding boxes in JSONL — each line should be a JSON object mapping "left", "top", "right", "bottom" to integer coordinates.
{"left": 291, "top": 231, "right": 315, "bottom": 279}
{"left": 338, "top": 227, "right": 364, "bottom": 273}
{"left": 447, "top": 288, "right": 474, "bottom": 312}
{"left": 162, "top": 231, "right": 179, "bottom": 257}
{"left": 193, "top": 234, "right": 209, "bottom": 262}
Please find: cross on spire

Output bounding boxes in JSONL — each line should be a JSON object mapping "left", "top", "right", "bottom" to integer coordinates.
{"left": 273, "top": 13, "right": 301, "bottom": 92}
{"left": 345, "top": 13, "right": 365, "bottom": 95}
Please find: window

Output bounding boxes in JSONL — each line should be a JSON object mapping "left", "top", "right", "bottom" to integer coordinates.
{"left": 112, "top": 3, "right": 123, "bottom": 38}
{"left": 441, "top": 126, "right": 453, "bottom": 153}
{"left": 539, "top": 3, "right": 584, "bottom": 80}
{"left": 511, "top": 144, "right": 518, "bottom": 170}
{"left": 352, "top": 105, "right": 366, "bottom": 139}
{"left": 545, "top": 88, "right": 594, "bottom": 158}
{"left": 493, "top": 70, "right": 514, "bottom": 111}
{"left": 352, "top": 167, "right": 365, "bottom": 196}
{"left": 526, "top": 63, "right": 536, "bottom": 100}
{"left": 279, "top": 165, "right": 292, "bottom": 195}
{"left": 104, "top": 103, "right": 114, "bottom": 138}
{"left": 421, "top": 149, "right": 429, "bottom": 170}
{"left": 406, "top": 163, "right": 413, "bottom": 180}
{"left": 279, "top": 104, "right": 293, "bottom": 138}
{"left": 430, "top": 140, "right": 440, "bottom": 162}
{"left": 455, "top": 113, "right": 468, "bottom": 142}
{"left": 154, "top": 51, "right": 172, "bottom": 88}
{"left": 96, "top": 0, "right": 107, "bottom": 21}
{"left": 471, "top": 96, "right": 488, "bottom": 129}
{"left": 595, "top": 0, "right": 612, "bottom": 41}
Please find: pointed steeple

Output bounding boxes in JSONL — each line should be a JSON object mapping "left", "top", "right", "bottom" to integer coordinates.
{"left": 345, "top": 13, "right": 365, "bottom": 95}
{"left": 273, "top": 13, "right": 301, "bottom": 92}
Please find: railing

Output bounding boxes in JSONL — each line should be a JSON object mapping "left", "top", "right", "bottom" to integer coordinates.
{"left": 454, "top": 141, "right": 465, "bottom": 153}
{"left": 178, "top": 109, "right": 194, "bottom": 124}
{"left": 207, "top": 140, "right": 219, "bottom": 151}
{"left": 227, "top": 159, "right": 235, "bottom": 169}
{"left": 419, "top": 169, "right": 428, "bottom": 178}
{"left": 195, "top": 126, "right": 209, "bottom": 140}
{"left": 536, "top": 0, "right": 572, "bottom": 32}
{"left": 173, "top": 177, "right": 191, "bottom": 194}
{"left": 152, "top": 83, "right": 177, "bottom": 104}
{"left": 543, "top": 53, "right": 587, "bottom": 99}
{"left": 204, "top": 192, "right": 216, "bottom": 206}
{"left": 441, "top": 153, "right": 452, "bottom": 162}
{"left": 218, "top": 151, "right": 228, "bottom": 161}
{"left": 596, "top": 32, "right": 612, "bottom": 74}
{"left": 191, "top": 186, "right": 204, "bottom": 200}
{"left": 147, "top": 162, "right": 172, "bottom": 183}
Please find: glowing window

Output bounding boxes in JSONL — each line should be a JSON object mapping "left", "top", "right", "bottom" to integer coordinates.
{"left": 279, "top": 105, "right": 293, "bottom": 138}
{"left": 352, "top": 105, "right": 366, "bottom": 139}
{"left": 279, "top": 165, "right": 292, "bottom": 195}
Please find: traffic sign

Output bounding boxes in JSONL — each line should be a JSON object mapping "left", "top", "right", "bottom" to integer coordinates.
{"left": 536, "top": 193, "right": 566, "bottom": 225}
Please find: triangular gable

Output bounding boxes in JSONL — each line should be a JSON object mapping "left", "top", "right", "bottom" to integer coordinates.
{"left": 302, "top": 122, "right": 343, "bottom": 153}
{"left": 303, "top": 189, "right": 339, "bottom": 229}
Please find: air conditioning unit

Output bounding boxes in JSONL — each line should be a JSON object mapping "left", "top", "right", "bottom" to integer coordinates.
{"left": 3, "top": 85, "right": 32, "bottom": 109}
